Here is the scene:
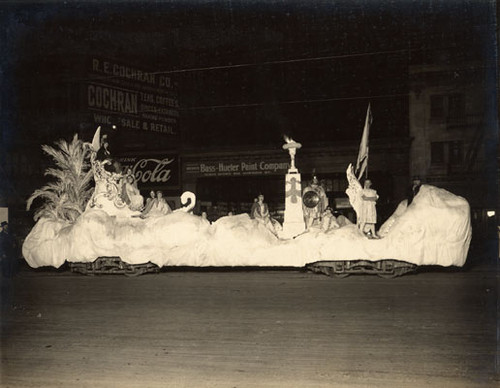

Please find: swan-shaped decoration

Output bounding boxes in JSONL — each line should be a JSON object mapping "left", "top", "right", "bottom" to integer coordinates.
{"left": 175, "top": 191, "right": 196, "bottom": 213}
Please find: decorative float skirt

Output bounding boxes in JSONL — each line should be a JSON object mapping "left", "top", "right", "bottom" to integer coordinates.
{"left": 23, "top": 185, "right": 472, "bottom": 269}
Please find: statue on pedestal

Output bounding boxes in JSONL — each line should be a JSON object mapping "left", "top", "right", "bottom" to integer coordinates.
{"left": 281, "top": 137, "right": 306, "bottom": 238}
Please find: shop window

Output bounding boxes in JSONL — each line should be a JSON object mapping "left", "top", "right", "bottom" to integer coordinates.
{"left": 431, "top": 142, "right": 445, "bottom": 165}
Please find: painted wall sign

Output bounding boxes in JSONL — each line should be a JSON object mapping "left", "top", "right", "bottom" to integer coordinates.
{"left": 117, "top": 155, "right": 180, "bottom": 188}
{"left": 87, "top": 58, "right": 179, "bottom": 136}
{"left": 184, "top": 159, "right": 290, "bottom": 177}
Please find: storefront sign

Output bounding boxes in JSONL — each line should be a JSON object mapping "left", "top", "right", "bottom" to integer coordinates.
{"left": 184, "top": 159, "right": 290, "bottom": 177}
{"left": 117, "top": 155, "right": 180, "bottom": 187}
{"left": 87, "top": 58, "right": 179, "bottom": 136}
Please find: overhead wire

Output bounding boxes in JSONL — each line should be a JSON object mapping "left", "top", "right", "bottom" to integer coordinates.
{"left": 178, "top": 93, "right": 409, "bottom": 112}
{"left": 70, "top": 39, "right": 491, "bottom": 111}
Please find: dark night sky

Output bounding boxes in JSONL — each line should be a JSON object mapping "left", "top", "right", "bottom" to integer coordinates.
{"left": 0, "top": 0, "right": 496, "bottom": 151}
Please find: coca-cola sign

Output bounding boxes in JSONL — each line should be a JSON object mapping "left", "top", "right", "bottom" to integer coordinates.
{"left": 117, "top": 154, "right": 180, "bottom": 188}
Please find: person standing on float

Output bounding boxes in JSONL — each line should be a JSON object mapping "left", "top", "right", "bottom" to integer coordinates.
{"left": 359, "top": 179, "right": 379, "bottom": 238}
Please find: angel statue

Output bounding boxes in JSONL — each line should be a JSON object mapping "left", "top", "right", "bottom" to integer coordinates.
{"left": 345, "top": 163, "right": 380, "bottom": 238}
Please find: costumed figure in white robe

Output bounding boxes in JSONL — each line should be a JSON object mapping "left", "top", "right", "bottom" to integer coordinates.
{"left": 141, "top": 190, "right": 172, "bottom": 218}
{"left": 143, "top": 190, "right": 156, "bottom": 213}
{"left": 302, "top": 176, "right": 329, "bottom": 229}
{"left": 345, "top": 164, "right": 379, "bottom": 238}
{"left": 250, "top": 194, "right": 278, "bottom": 236}
{"left": 121, "top": 174, "right": 144, "bottom": 211}
{"left": 360, "top": 180, "right": 379, "bottom": 238}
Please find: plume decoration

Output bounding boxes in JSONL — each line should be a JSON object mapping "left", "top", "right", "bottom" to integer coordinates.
{"left": 26, "top": 134, "right": 94, "bottom": 222}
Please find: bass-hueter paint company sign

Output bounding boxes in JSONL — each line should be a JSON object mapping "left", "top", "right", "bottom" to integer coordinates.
{"left": 184, "top": 158, "right": 290, "bottom": 177}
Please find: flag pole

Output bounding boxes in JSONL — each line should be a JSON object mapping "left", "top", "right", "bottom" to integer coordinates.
{"left": 365, "top": 147, "right": 369, "bottom": 180}
{"left": 355, "top": 103, "right": 372, "bottom": 181}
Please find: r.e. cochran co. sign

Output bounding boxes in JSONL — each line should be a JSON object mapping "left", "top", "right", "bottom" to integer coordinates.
{"left": 117, "top": 155, "right": 180, "bottom": 188}
{"left": 87, "top": 58, "right": 179, "bottom": 135}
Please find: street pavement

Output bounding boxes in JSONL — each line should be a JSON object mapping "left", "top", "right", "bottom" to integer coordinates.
{"left": 1, "top": 259, "right": 498, "bottom": 388}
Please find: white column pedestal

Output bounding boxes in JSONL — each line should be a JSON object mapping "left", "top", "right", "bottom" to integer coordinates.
{"left": 280, "top": 171, "right": 305, "bottom": 239}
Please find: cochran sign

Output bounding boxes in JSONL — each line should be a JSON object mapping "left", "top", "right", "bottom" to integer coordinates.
{"left": 117, "top": 155, "right": 179, "bottom": 187}
{"left": 184, "top": 160, "right": 290, "bottom": 177}
{"left": 87, "top": 58, "right": 179, "bottom": 135}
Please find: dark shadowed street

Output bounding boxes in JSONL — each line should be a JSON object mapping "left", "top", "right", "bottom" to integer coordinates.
{"left": 1, "top": 260, "right": 498, "bottom": 388}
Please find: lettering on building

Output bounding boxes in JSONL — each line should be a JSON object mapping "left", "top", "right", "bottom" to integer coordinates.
{"left": 117, "top": 155, "right": 179, "bottom": 187}
{"left": 185, "top": 160, "right": 290, "bottom": 177}
{"left": 88, "top": 58, "right": 179, "bottom": 136}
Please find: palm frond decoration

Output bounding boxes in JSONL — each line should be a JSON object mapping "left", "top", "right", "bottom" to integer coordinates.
{"left": 27, "top": 134, "right": 94, "bottom": 222}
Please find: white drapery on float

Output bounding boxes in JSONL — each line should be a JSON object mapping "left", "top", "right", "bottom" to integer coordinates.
{"left": 22, "top": 183, "right": 472, "bottom": 269}
{"left": 22, "top": 130, "right": 472, "bottom": 270}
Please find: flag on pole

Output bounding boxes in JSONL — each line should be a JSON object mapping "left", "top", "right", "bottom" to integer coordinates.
{"left": 355, "top": 103, "right": 372, "bottom": 180}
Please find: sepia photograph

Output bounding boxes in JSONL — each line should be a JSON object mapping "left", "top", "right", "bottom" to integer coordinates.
{"left": 1, "top": 0, "right": 498, "bottom": 386}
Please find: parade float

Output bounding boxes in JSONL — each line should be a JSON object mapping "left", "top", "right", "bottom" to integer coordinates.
{"left": 22, "top": 126, "right": 472, "bottom": 278}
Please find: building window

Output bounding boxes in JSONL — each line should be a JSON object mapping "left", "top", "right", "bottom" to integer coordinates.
{"left": 447, "top": 94, "right": 465, "bottom": 123}
{"left": 449, "top": 141, "right": 463, "bottom": 165}
{"left": 431, "top": 142, "right": 445, "bottom": 164}
{"left": 431, "top": 140, "right": 464, "bottom": 166}
{"left": 429, "top": 93, "right": 466, "bottom": 125}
